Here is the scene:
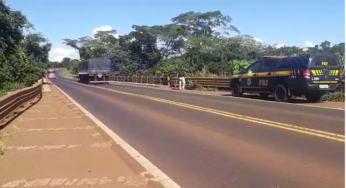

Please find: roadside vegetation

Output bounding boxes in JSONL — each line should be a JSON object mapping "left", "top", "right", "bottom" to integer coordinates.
{"left": 0, "top": 131, "right": 5, "bottom": 156}
{"left": 0, "top": 0, "right": 51, "bottom": 97}
{"left": 59, "top": 68, "right": 74, "bottom": 78}
{"left": 48, "top": 11, "right": 345, "bottom": 102}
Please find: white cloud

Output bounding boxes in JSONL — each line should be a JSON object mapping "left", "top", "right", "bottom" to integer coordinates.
{"left": 302, "top": 41, "right": 316, "bottom": 51}
{"left": 304, "top": 41, "right": 314, "bottom": 47}
{"left": 92, "top": 25, "right": 112, "bottom": 35}
{"left": 48, "top": 45, "right": 80, "bottom": 62}
{"left": 274, "top": 43, "right": 285, "bottom": 48}
{"left": 49, "top": 25, "right": 118, "bottom": 62}
{"left": 92, "top": 25, "right": 119, "bottom": 38}
{"left": 253, "top": 37, "right": 262, "bottom": 43}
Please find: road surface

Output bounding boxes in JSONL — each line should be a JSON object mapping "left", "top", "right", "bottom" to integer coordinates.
{"left": 51, "top": 76, "right": 345, "bottom": 188}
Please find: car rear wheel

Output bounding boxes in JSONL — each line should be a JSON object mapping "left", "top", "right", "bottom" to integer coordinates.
{"left": 231, "top": 82, "right": 242, "bottom": 97}
{"left": 274, "top": 84, "right": 289, "bottom": 102}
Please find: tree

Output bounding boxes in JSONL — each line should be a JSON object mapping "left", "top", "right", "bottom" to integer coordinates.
{"left": 59, "top": 10, "right": 345, "bottom": 78}
{"left": 0, "top": 0, "right": 51, "bottom": 88}
{"left": 171, "top": 11, "right": 240, "bottom": 37}
{"left": 0, "top": 0, "right": 30, "bottom": 54}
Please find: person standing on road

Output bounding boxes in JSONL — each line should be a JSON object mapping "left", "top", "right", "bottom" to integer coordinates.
{"left": 178, "top": 69, "right": 186, "bottom": 90}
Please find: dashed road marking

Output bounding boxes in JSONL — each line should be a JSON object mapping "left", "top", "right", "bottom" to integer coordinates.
{"left": 117, "top": 174, "right": 148, "bottom": 186}
{"left": 13, "top": 125, "right": 95, "bottom": 132}
{"left": 90, "top": 141, "right": 112, "bottom": 148}
{"left": 26, "top": 109, "right": 79, "bottom": 113}
{"left": 91, "top": 133, "right": 101, "bottom": 137}
{"left": 6, "top": 142, "right": 113, "bottom": 151}
{"left": 2, "top": 177, "right": 112, "bottom": 187}
{"left": 32, "top": 103, "right": 75, "bottom": 108}
{"left": 18, "top": 115, "right": 84, "bottom": 121}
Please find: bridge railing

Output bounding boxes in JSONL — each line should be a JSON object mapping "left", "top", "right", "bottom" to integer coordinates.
{"left": 0, "top": 80, "right": 42, "bottom": 127}
{"left": 109, "top": 76, "right": 345, "bottom": 92}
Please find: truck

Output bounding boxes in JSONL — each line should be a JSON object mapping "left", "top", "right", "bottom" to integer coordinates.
{"left": 77, "top": 57, "right": 112, "bottom": 84}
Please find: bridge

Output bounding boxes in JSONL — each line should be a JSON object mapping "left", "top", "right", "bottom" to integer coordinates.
{"left": 0, "top": 72, "right": 344, "bottom": 188}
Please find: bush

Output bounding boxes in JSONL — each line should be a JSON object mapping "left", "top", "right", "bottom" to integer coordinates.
{"left": 322, "top": 92, "right": 345, "bottom": 102}
{"left": 0, "top": 82, "right": 26, "bottom": 97}
{"left": 60, "top": 68, "right": 74, "bottom": 78}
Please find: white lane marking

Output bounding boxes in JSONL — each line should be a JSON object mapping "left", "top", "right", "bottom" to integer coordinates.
{"left": 53, "top": 81, "right": 180, "bottom": 188}
{"left": 107, "top": 80, "right": 345, "bottom": 111}
{"left": 13, "top": 125, "right": 95, "bottom": 132}
{"left": 90, "top": 141, "right": 113, "bottom": 148}
{"left": 6, "top": 142, "right": 112, "bottom": 151}
{"left": 18, "top": 115, "right": 84, "bottom": 121}
{"left": 118, "top": 174, "right": 149, "bottom": 186}
{"left": 33, "top": 105, "right": 71, "bottom": 107}
{"left": 26, "top": 109, "right": 79, "bottom": 113}
{"left": 2, "top": 177, "right": 112, "bottom": 187}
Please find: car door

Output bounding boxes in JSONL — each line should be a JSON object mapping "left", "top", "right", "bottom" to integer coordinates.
{"left": 257, "top": 58, "right": 279, "bottom": 91}
{"left": 240, "top": 60, "right": 262, "bottom": 91}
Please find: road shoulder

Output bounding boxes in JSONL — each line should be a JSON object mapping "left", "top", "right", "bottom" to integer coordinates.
{"left": 0, "top": 83, "right": 155, "bottom": 188}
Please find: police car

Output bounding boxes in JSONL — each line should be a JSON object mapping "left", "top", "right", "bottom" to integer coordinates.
{"left": 230, "top": 53, "right": 343, "bottom": 102}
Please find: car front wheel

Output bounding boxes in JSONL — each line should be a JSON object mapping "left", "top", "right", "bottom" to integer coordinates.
{"left": 231, "top": 82, "right": 243, "bottom": 97}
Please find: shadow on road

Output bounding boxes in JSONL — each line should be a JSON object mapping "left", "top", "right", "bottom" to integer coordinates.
{"left": 220, "top": 94, "right": 316, "bottom": 104}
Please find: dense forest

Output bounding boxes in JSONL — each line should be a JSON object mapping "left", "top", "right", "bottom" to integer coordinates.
{"left": 50, "top": 11, "right": 345, "bottom": 78}
{"left": 0, "top": 0, "right": 51, "bottom": 96}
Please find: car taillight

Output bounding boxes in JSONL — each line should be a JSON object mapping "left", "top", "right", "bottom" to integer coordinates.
{"left": 303, "top": 70, "right": 310, "bottom": 79}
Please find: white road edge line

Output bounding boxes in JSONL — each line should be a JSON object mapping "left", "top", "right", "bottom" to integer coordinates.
{"left": 51, "top": 82, "right": 181, "bottom": 188}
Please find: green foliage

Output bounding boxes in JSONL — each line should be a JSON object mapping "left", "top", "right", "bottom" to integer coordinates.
{"left": 0, "top": 82, "right": 26, "bottom": 97}
{"left": 60, "top": 68, "right": 74, "bottom": 78}
{"left": 60, "top": 10, "right": 345, "bottom": 79}
{"left": 322, "top": 92, "right": 345, "bottom": 102}
{"left": 0, "top": 0, "right": 51, "bottom": 95}
{"left": 55, "top": 9, "right": 345, "bottom": 103}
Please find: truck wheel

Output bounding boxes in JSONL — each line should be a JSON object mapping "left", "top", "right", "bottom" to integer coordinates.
{"left": 305, "top": 92, "right": 323, "bottom": 102}
{"left": 274, "top": 84, "right": 289, "bottom": 102}
{"left": 231, "top": 82, "right": 242, "bottom": 97}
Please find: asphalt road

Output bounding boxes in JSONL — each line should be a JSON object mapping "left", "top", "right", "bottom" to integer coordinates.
{"left": 51, "top": 77, "right": 345, "bottom": 188}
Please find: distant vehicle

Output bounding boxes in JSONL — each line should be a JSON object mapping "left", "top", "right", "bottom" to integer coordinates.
{"left": 77, "top": 57, "right": 111, "bottom": 84}
{"left": 48, "top": 73, "right": 56, "bottom": 79}
{"left": 47, "top": 68, "right": 55, "bottom": 73}
{"left": 230, "top": 53, "right": 343, "bottom": 102}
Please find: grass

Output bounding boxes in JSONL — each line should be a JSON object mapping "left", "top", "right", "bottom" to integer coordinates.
{"left": 0, "top": 82, "right": 26, "bottom": 97}
{"left": 195, "top": 86, "right": 219, "bottom": 91}
{"left": 0, "top": 132, "right": 5, "bottom": 156}
{"left": 60, "top": 68, "right": 74, "bottom": 78}
{"left": 321, "top": 92, "right": 345, "bottom": 102}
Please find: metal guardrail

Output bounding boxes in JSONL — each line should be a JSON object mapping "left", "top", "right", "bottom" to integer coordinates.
{"left": 0, "top": 81, "right": 42, "bottom": 127}
{"left": 169, "top": 77, "right": 230, "bottom": 88}
{"left": 109, "top": 76, "right": 345, "bottom": 92}
{"left": 109, "top": 76, "right": 229, "bottom": 88}
{"left": 109, "top": 76, "right": 170, "bottom": 85}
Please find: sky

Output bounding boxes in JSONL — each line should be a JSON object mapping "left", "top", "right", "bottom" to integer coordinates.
{"left": 6, "top": 0, "right": 345, "bottom": 62}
